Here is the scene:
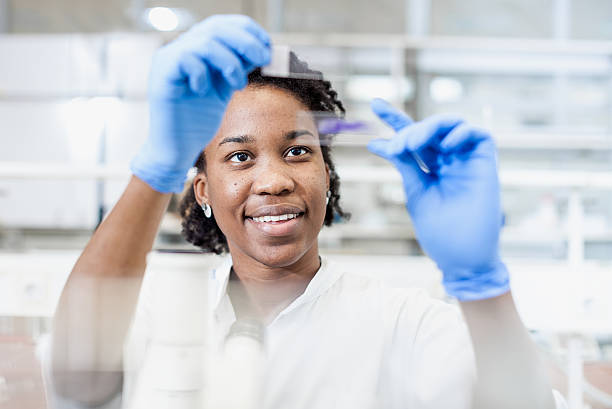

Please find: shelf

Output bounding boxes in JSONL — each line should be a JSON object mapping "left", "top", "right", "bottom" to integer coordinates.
{"left": 2, "top": 162, "right": 612, "bottom": 189}
{"left": 3, "top": 32, "right": 612, "bottom": 56}
{"left": 270, "top": 33, "right": 612, "bottom": 76}
{"left": 271, "top": 33, "right": 612, "bottom": 55}
{"left": 320, "top": 225, "right": 612, "bottom": 244}
{"left": 502, "top": 229, "right": 612, "bottom": 243}
{"left": 336, "top": 165, "right": 612, "bottom": 189}
{"left": 332, "top": 131, "right": 612, "bottom": 151}
{"left": 0, "top": 163, "right": 129, "bottom": 180}
{"left": 495, "top": 131, "right": 612, "bottom": 150}
{"left": 320, "top": 224, "right": 415, "bottom": 240}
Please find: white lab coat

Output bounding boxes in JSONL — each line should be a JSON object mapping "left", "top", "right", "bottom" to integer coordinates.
{"left": 45, "top": 255, "right": 567, "bottom": 409}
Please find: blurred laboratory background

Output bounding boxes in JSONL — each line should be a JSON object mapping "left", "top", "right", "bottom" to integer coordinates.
{"left": 1, "top": 0, "right": 612, "bottom": 408}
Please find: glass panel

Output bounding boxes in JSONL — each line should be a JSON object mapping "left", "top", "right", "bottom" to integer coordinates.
{"left": 431, "top": 0, "right": 554, "bottom": 38}
{"left": 419, "top": 73, "right": 611, "bottom": 149}
{"left": 571, "top": 0, "right": 612, "bottom": 40}
{"left": 282, "top": 0, "right": 405, "bottom": 33}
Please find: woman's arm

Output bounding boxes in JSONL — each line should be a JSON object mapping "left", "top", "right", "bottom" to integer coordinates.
{"left": 51, "top": 176, "right": 171, "bottom": 405}
{"left": 50, "top": 16, "right": 271, "bottom": 406}
{"left": 460, "top": 292, "right": 555, "bottom": 409}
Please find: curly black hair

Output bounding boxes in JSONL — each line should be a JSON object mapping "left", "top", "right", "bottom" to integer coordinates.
{"left": 179, "top": 52, "right": 350, "bottom": 254}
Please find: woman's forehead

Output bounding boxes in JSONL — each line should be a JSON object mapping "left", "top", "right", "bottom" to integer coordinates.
{"left": 228, "top": 86, "right": 309, "bottom": 117}
{"left": 215, "top": 86, "right": 317, "bottom": 140}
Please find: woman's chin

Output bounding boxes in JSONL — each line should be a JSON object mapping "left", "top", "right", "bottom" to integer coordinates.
{"left": 255, "top": 245, "right": 308, "bottom": 268}
{"left": 238, "top": 240, "right": 316, "bottom": 269}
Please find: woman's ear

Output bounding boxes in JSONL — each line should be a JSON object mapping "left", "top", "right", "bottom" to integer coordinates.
{"left": 193, "top": 172, "right": 210, "bottom": 206}
{"left": 325, "top": 163, "right": 331, "bottom": 192}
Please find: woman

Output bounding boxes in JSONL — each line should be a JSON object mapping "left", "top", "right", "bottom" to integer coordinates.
{"left": 50, "top": 14, "right": 566, "bottom": 409}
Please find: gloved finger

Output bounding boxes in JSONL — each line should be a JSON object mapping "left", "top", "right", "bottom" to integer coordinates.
{"left": 383, "top": 114, "right": 464, "bottom": 157}
{"left": 218, "top": 15, "right": 272, "bottom": 47}
{"left": 439, "top": 122, "right": 489, "bottom": 154}
{"left": 367, "top": 138, "right": 426, "bottom": 203}
{"left": 210, "top": 69, "right": 235, "bottom": 104}
{"left": 370, "top": 98, "right": 413, "bottom": 132}
{"left": 192, "top": 39, "right": 248, "bottom": 89}
{"left": 467, "top": 133, "right": 499, "bottom": 165}
{"left": 367, "top": 138, "right": 394, "bottom": 159}
{"left": 179, "top": 53, "right": 211, "bottom": 95}
{"left": 213, "top": 26, "right": 271, "bottom": 68}
{"left": 368, "top": 135, "right": 433, "bottom": 174}
{"left": 192, "top": 15, "right": 272, "bottom": 48}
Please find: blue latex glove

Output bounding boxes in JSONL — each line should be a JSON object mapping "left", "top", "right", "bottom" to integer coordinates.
{"left": 368, "top": 99, "right": 510, "bottom": 301}
{"left": 131, "top": 15, "right": 271, "bottom": 193}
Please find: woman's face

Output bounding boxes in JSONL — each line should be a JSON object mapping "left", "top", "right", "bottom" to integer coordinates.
{"left": 194, "top": 85, "right": 329, "bottom": 268}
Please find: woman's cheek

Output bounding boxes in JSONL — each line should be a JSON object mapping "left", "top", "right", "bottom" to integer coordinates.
{"left": 209, "top": 176, "right": 249, "bottom": 218}
{"left": 228, "top": 179, "right": 246, "bottom": 198}
{"left": 304, "top": 173, "right": 327, "bottom": 214}
{"left": 218, "top": 175, "right": 247, "bottom": 198}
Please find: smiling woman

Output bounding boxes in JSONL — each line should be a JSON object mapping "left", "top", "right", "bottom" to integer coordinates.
{"left": 49, "top": 14, "right": 566, "bottom": 409}
{"left": 179, "top": 57, "right": 350, "bottom": 257}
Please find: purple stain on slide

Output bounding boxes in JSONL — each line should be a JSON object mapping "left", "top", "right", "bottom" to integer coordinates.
{"left": 318, "top": 118, "right": 370, "bottom": 134}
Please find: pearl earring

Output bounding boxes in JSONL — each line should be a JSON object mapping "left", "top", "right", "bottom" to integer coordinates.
{"left": 325, "top": 191, "right": 331, "bottom": 205}
{"left": 201, "top": 202, "right": 212, "bottom": 218}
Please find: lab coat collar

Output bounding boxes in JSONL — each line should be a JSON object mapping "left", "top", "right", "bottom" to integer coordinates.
{"left": 209, "top": 254, "right": 343, "bottom": 326}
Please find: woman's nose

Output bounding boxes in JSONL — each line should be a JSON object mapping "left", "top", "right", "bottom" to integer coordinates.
{"left": 252, "top": 161, "right": 295, "bottom": 196}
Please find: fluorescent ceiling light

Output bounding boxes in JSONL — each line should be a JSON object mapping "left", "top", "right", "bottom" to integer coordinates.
{"left": 147, "top": 7, "right": 179, "bottom": 31}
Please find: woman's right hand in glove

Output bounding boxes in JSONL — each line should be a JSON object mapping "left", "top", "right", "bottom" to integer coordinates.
{"left": 131, "top": 15, "right": 271, "bottom": 193}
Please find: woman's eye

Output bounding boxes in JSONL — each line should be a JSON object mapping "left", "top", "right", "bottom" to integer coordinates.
{"left": 287, "top": 147, "right": 309, "bottom": 157}
{"left": 229, "top": 152, "right": 251, "bottom": 163}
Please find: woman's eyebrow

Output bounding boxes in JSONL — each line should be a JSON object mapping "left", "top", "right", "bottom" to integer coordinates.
{"left": 218, "top": 135, "right": 255, "bottom": 146}
{"left": 218, "top": 130, "right": 313, "bottom": 147}
{"left": 286, "top": 130, "right": 314, "bottom": 140}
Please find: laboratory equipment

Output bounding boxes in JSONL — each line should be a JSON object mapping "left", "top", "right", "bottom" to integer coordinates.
{"left": 315, "top": 114, "right": 432, "bottom": 174}
{"left": 262, "top": 44, "right": 322, "bottom": 80}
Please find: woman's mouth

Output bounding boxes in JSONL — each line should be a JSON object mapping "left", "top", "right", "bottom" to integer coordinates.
{"left": 251, "top": 213, "right": 301, "bottom": 223}
{"left": 245, "top": 212, "right": 305, "bottom": 236}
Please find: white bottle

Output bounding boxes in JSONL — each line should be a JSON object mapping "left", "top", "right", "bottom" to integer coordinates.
{"left": 126, "top": 260, "right": 209, "bottom": 409}
{"left": 207, "top": 319, "right": 265, "bottom": 409}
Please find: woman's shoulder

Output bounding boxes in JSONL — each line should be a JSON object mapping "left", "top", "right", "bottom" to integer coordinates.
{"left": 319, "top": 263, "right": 467, "bottom": 360}
{"left": 324, "top": 260, "right": 461, "bottom": 326}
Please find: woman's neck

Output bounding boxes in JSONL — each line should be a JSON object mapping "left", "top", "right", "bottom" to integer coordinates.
{"left": 227, "top": 245, "right": 321, "bottom": 324}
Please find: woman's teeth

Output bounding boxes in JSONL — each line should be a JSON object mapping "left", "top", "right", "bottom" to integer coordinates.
{"left": 252, "top": 213, "right": 300, "bottom": 223}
